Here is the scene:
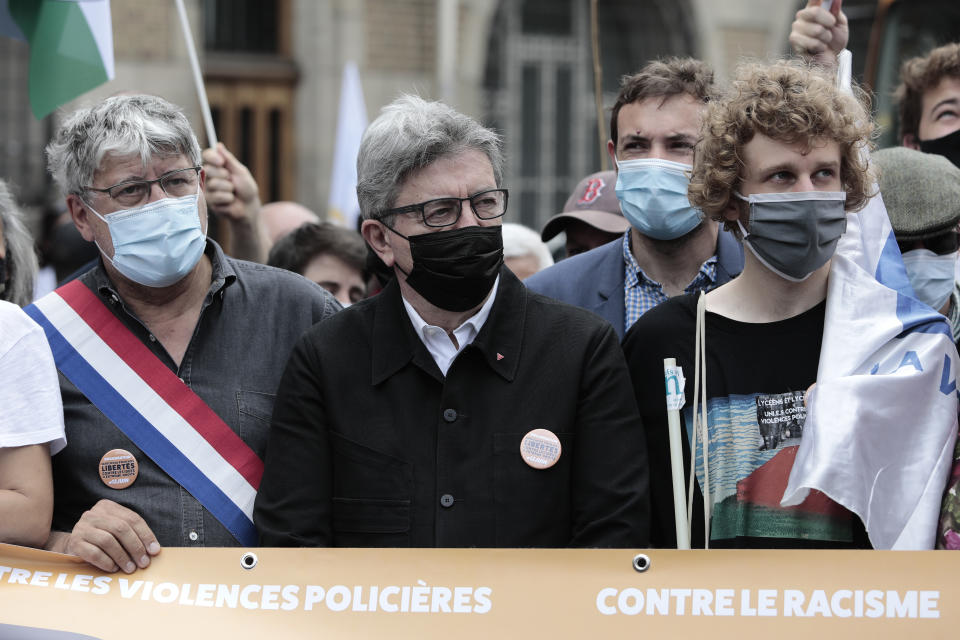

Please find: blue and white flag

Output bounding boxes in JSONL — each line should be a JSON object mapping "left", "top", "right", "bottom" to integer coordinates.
{"left": 781, "top": 51, "right": 959, "bottom": 549}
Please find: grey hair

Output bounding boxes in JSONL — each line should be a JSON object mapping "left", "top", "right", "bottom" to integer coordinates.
{"left": 46, "top": 94, "right": 201, "bottom": 197}
{"left": 356, "top": 94, "right": 504, "bottom": 219}
{"left": 0, "top": 180, "right": 38, "bottom": 306}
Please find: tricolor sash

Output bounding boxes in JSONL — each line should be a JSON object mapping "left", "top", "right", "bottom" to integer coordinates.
{"left": 25, "top": 280, "right": 262, "bottom": 546}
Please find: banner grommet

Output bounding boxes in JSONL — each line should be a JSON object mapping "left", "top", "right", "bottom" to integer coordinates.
{"left": 632, "top": 554, "right": 650, "bottom": 573}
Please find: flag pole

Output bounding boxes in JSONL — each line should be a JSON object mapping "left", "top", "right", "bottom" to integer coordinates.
{"left": 590, "top": 0, "right": 607, "bottom": 171}
{"left": 664, "top": 358, "right": 691, "bottom": 549}
{"left": 174, "top": 0, "right": 218, "bottom": 147}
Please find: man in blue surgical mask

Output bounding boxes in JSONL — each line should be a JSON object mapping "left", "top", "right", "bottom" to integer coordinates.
{"left": 36, "top": 95, "right": 339, "bottom": 571}
{"left": 873, "top": 147, "right": 960, "bottom": 346}
{"left": 526, "top": 58, "right": 744, "bottom": 339}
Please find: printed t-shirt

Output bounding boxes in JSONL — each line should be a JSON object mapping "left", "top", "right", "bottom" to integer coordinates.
{"left": 623, "top": 293, "right": 870, "bottom": 549}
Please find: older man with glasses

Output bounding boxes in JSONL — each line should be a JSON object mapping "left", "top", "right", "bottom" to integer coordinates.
{"left": 254, "top": 95, "right": 649, "bottom": 548}
{"left": 33, "top": 94, "right": 338, "bottom": 572}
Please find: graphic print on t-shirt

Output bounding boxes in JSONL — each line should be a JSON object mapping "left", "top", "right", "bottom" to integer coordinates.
{"left": 683, "top": 393, "right": 853, "bottom": 543}
{"left": 755, "top": 390, "right": 805, "bottom": 451}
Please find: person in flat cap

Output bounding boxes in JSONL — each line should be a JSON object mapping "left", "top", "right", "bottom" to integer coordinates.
{"left": 540, "top": 170, "right": 630, "bottom": 259}
{"left": 874, "top": 147, "right": 960, "bottom": 344}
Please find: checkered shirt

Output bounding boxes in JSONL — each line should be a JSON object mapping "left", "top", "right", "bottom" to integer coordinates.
{"left": 622, "top": 231, "right": 719, "bottom": 332}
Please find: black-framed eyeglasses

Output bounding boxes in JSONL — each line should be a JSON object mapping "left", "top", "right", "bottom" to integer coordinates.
{"left": 375, "top": 188, "right": 509, "bottom": 228}
{"left": 82, "top": 166, "right": 202, "bottom": 208}
{"left": 897, "top": 231, "right": 960, "bottom": 256}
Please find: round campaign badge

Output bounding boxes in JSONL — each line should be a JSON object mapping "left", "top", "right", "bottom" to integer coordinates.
{"left": 520, "top": 429, "right": 562, "bottom": 469}
{"left": 98, "top": 449, "right": 139, "bottom": 490}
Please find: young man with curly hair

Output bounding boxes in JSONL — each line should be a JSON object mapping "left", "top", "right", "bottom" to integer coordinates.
{"left": 895, "top": 42, "right": 960, "bottom": 163}
{"left": 623, "top": 59, "right": 875, "bottom": 549}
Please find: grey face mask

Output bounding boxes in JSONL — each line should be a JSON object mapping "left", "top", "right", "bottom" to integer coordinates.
{"left": 734, "top": 190, "right": 848, "bottom": 282}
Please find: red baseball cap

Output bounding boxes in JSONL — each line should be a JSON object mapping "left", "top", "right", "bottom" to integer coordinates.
{"left": 540, "top": 170, "right": 630, "bottom": 242}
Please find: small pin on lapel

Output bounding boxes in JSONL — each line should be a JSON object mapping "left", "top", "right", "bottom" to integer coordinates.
{"left": 496, "top": 353, "right": 504, "bottom": 361}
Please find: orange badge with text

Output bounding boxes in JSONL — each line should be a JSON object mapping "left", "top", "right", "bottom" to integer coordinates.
{"left": 98, "top": 449, "right": 139, "bottom": 490}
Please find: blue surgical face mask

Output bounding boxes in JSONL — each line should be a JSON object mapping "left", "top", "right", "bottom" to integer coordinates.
{"left": 901, "top": 248, "right": 957, "bottom": 311}
{"left": 614, "top": 157, "right": 702, "bottom": 240}
{"left": 87, "top": 193, "right": 207, "bottom": 288}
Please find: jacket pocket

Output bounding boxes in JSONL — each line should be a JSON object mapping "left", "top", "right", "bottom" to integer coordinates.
{"left": 236, "top": 390, "right": 276, "bottom": 460}
{"left": 493, "top": 431, "right": 573, "bottom": 547}
{"left": 329, "top": 431, "right": 413, "bottom": 546}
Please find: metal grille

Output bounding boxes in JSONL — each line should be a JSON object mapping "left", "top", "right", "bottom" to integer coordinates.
{"left": 483, "top": 0, "right": 695, "bottom": 232}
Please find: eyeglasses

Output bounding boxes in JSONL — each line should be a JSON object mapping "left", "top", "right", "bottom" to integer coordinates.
{"left": 82, "top": 166, "right": 202, "bottom": 208}
{"left": 375, "top": 188, "right": 509, "bottom": 228}
{"left": 897, "top": 231, "right": 960, "bottom": 256}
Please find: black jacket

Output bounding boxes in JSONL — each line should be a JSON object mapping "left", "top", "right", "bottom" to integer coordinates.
{"left": 254, "top": 267, "right": 650, "bottom": 547}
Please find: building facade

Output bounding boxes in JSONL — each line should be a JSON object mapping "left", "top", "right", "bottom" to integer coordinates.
{"left": 1, "top": 0, "right": 802, "bottom": 243}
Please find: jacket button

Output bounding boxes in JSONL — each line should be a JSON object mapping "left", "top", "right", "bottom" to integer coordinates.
{"left": 440, "top": 494, "right": 454, "bottom": 508}
{"left": 188, "top": 530, "right": 199, "bottom": 542}
{"left": 442, "top": 408, "right": 458, "bottom": 423}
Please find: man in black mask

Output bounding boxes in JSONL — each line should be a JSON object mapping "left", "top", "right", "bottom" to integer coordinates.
{"left": 895, "top": 42, "right": 960, "bottom": 167}
{"left": 254, "top": 95, "right": 649, "bottom": 548}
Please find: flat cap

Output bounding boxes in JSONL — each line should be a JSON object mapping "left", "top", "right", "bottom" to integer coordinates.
{"left": 874, "top": 146, "right": 960, "bottom": 240}
{"left": 540, "top": 170, "right": 630, "bottom": 242}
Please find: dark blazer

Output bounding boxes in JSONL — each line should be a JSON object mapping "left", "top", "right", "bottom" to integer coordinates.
{"left": 254, "top": 267, "right": 650, "bottom": 548}
{"left": 524, "top": 228, "right": 745, "bottom": 340}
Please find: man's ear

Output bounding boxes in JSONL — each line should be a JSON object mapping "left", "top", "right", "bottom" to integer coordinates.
{"left": 721, "top": 195, "right": 743, "bottom": 225}
{"left": 607, "top": 139, "right": 617, "bottom": 168}
{"left": 66, "top": 194, "right": 96, "bottom": 242}
{"left": 361, "top": 219, "right": 395, "bottom": 267}
{"left": 902, "top": 134, "right": 920, "bottom": 150}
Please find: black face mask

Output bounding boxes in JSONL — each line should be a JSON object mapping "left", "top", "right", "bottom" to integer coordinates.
{"left": 390, "top": 225, "right": 503, "bottom": 312}
{"left": 919, "top": 128, "right": 960, "bottom": 169}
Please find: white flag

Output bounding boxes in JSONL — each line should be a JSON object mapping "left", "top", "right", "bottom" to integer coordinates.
{"left": 327, "top": 61, "right": 368, "bottom": 230}
{"left": 781, "top": 52, "right": 959, "bottom": 549}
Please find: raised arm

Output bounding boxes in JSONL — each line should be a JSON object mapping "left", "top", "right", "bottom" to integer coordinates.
{"left": 788, "top": 0, "right": 849, "bottom": 70}
{"left": 202, "top": 142, "right": 270, "bottom": 263}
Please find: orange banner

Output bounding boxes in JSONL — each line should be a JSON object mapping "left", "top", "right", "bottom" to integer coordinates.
{"left": 0, "top": 543, "right": 956, "bottom": 638}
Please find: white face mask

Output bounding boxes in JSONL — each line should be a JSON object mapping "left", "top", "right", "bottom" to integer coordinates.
{"left": 901, "top": 248, "right": 957, "bottom": 312}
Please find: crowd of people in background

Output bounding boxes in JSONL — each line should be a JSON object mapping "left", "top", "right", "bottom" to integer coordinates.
{"left": 2, "top": 0, "right": 960, "bottom": 566}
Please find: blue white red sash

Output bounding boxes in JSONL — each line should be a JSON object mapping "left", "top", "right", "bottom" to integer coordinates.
{"left": 25, "top": 280, "right": 261, "bottom": 546}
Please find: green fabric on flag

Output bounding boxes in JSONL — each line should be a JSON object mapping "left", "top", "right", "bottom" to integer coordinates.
{"left": 10, "top": 0, "right": 109, "bottom": 119}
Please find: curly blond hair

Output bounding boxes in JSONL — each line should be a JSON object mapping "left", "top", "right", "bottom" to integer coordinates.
{"left": 895, "top": 43, "right": 960, "bottom": 142}
{"left": 688, "top": 59, "right": 874, "bottom": 234}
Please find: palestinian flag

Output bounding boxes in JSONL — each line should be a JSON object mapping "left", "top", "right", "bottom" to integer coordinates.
{"left": 0, "top": 0, "right": 114, "bottom": 118}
